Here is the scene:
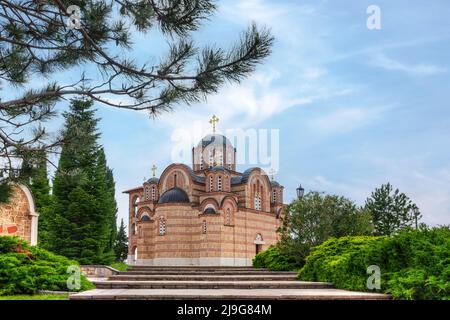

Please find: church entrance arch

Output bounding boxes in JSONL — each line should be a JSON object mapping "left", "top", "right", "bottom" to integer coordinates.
{"left": 254, "top": 233, "right": 265, "bottom": 255}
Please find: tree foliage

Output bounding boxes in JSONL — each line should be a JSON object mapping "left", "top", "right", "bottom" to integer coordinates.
{"left": 365, "top": 183, "right": 421, "bottom": 236}
{"left": 299, "top": 226, "right": 450, "bottom": 300}
{"left": 114, "top": 218, "right": 128, "bottom": 262}
{"left": 47, "top": 98, "right": 117, "bottom": 264}
{"left": 0, "top": 236, "right": 94, "bottom": 295}
{"left": 278, "top": 191, "right": 373, "bottom": 267}
{"left": 0, "top": 0, "right": 273, "bottom": 177}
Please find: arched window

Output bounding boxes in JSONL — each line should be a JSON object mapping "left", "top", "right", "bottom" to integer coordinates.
{"left": 209, "top": 176, "right": 214, "bottom": 192}
{"left": 132, "top": 223, "right": 137, "bottom": 235}
{"left": 202, "top": 220, "right": 207, "bottom": 234}
{"left": 174, "top": 173, "right": 177, "bottom": 187}
{"left": 145, "top": 187, "right": 150, "bottom": 200}
{"left": 151, "top": 187, "right": 156, "bottom": 201}
{"left": 254, "top": 192, "right": 261, "bottom": 211}
{"left": 159, "top": 217, "right": 166, "bottom": 236}
{"left": 133, "top": 196, "right": 139, "bottom": 216}
{"left": 272, "top": 189, "right": 277, "bottom": 203}
{"left": 217, "top": 176, "right": 222, "bottom": 191}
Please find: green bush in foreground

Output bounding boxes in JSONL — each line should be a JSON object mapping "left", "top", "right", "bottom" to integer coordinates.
{"left": 253, "top": 246, "right": 299, "bottom": 271}
{"left": 298, "top": 226, "right": 450, "bottom": 300}
{"left": 0, "top": 236, "right": 94, "bottom": 295}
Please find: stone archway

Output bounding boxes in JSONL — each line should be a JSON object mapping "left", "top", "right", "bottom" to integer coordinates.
{"left": 0, "top": 184, "right": 38, "bottom": 245}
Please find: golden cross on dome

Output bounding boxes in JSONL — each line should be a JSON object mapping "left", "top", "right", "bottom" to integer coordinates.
{"left": 151, "top": 164, "right": 157, "bottom": 177}
{"left": 268, "top": 168, "right": 276, "bottom": 181}
{"left": 209, "top": 115, "right": 219, "bottom": 133}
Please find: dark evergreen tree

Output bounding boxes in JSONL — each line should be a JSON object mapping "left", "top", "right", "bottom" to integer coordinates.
{"left": 114, "top": 219, "right": 129, "bottom": 263}
{"left": 49, "top": 98, "right": 116, "bottom": 264}
{"left": 365, "top": 183, "right": 421, "bottom": 236}
{"left": 19, "top": 151, "right": 52, "bottom": 248}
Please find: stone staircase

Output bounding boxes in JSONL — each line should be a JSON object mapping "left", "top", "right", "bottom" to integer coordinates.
{"left": 70, "top": 266, "right": 390, "bottom": 300}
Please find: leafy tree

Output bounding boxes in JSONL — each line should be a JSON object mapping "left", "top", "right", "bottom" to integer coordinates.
{"left": 49, "top": 98, "right": 116, "bottom": 264}
{"left": 278, "top": 192, "right": 373, "bottom": 267}
{"left": 365, "top": 183, "right": 421, "bottom": 236}
{"left": 0, "top": 0, "right": 273, "bottom": 178}
{"left": 114, "top": 219, "right": 128, "bottom": 263}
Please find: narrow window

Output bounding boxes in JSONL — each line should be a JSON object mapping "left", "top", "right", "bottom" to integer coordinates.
{"left": 152, "top": 187, "right": 156, "bottom": 201}
{"left": 217, "top": 176, "right": 222, "bottom": 191}
{"left": 218, "top": 152, "right": 223, "bottom": 166}
{"left": 272, "top": 189, "right": 277, "bottom": 203}
{"left": 202, "top": 220, "right": 207, "bottom": 234}
{"left": 209, "top": 150, "right": 213, "bottom": 168}
{"left": 200, "top": 153, "right": 204, "bottom": 170}
{"left": 174, "top": 173, "right": 177, "bottom": 187}
{"left": 145, "top": 187, "right": 150, "bottom": 200}
{"left": 159, "top": 217, "right": 166, "bottom": 236}
{"left": 209, "top": 176, "right": 214, "bottom": 192}
{"left": 226, "top": 208, "right": 231, "bottom": 225}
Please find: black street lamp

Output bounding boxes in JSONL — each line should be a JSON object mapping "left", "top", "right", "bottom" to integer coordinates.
{"left": 296, "top": 184, "right": 305, "bottom": 199}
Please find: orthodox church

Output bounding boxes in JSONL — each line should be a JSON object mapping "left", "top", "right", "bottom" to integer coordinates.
{"left": 124, "top": 116, "right": 285, "bottom": 266}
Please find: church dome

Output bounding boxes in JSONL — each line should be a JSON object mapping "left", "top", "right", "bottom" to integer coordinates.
{"left": 197, "top": 134, "right": 233, "bottom": 149}
{"left": 146, "top": 177, "right": 159, "bottom": 184}
{"left": 158, "top": 187, "right": 190, "bottom": 204}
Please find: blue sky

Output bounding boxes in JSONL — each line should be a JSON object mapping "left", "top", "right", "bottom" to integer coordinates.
{"left": 9, "top": 0, "right": 450, "bottom": 226}
{"left": 99, "top": 0, "right": 450, "bottom": 226}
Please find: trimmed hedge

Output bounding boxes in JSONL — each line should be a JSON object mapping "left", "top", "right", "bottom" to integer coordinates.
{"left": 253, "top": 246, "right": 299, "bottom": 271}
{"left": 298, "top": 227, "right": 450, "bottom": 300}
{"left": 0, "top": 236, "right": 94, "bottom": 295}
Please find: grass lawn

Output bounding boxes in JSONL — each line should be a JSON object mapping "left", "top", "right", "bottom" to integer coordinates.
{"left": 110, "top": 262, "right": 131, "bottom": 271}
{"left": 0, "top": 294, "right": 69, "bottom": 300}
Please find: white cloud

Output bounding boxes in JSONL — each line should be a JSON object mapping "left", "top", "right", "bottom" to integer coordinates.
{"left": 369, "top": 53, "right": 447, "bottom": 76}
{"left": 308, "top": 105, "right": 391, "bottom": 135}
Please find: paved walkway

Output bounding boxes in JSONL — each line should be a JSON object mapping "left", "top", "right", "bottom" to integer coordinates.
{"left": 71, "top": 266, "right": 390, "bottom": 300}
{"left": 71, "top": 288, "right": 389, "bottom": 300}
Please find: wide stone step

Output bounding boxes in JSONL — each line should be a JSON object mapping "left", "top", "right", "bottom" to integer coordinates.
{"left": 93, "top": 280, "right": 333, "bottom": 290}
{"left": 70, "top": 288, "right": 391, "bottom": 300}
{"left": 119, "top": 270, "right": 295, "bottom": 275}
{"left": 130, "top": 266, "right": 257, "bottom": 270}
{"left": 108, "top": 274, "right": 299, "bottom": 281}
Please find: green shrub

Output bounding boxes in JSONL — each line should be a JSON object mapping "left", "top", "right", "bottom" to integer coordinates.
{"left": 253, "top": 246, "right": 299, "bottom": 271}
{"left": 0, "top": 236, "right": 94, "bottom": 295}
{"left": 298, "top": 226, "right": 450, "bottom": 300}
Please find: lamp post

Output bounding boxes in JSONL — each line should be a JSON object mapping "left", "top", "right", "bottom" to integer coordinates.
{"left": 296, "top": 184, "right": 305, "bottom": 199}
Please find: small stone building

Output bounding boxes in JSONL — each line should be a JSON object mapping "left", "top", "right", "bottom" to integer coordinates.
{"left": 0, "top": 184, "right": 38, "bottom": 245}
{"left": 124, "top": 132, "right": 285, "bottom": 266}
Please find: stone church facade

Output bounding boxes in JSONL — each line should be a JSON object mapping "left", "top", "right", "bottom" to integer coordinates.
{"left": 124, "top": 127, "right": 285, "bottom": 266}
{"left": 0, "top": 184, "right": 38, "bottom": 245}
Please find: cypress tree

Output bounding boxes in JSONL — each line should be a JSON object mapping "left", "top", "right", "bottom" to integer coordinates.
{"left": 49, "top": 98, "right": 116, "bottom": 264}
{"left": 114, "top": 219, "right": 128, "bottom": 263}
